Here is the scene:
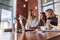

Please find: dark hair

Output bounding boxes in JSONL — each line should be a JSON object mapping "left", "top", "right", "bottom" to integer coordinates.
{"left": 40, "top": 12, "right": 47, "bottom": 23}
{"left": 30, "top": 10, "right": 33, "bottom": 12}
{"left": 30, "top": 10, "right": 34, "bottom": 17}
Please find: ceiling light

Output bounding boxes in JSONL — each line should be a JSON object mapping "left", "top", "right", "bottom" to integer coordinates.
{"left": 23, "top": 4, "right": 26, "bottom": 8}
{"left": 25, "top": 0, "right": 28, "bottom": 2}
{"left": 35, "top": 6, "right": 38, "bottom": 10}
{"left": 44, "top": 0, "right": 47, "bottom": 3}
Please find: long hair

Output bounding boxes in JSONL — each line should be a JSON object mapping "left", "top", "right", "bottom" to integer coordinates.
{"left": 45, "top": 9, "right": 55, "bottom": 17}
{"left": 28, "top": 10, "right": 35, "bottom": 22}
{"left": 40, "top": 12, "right": 47, "bottom": 23}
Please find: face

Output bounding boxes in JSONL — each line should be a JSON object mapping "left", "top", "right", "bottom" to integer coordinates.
{"left": 40, "top": 14, "right": 43, "bottom": 20}
{"left": 31, "top": 11, "right": 34, "bottom": 14}
{"left": 45, "top": 12, "right": 51, "bottom": 18}
{"left": 31, "top": 11, "right": 35, "bottom": 17}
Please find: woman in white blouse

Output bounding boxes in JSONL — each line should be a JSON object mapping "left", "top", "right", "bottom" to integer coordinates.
{"left": 25, "top": 10, "right": 38, "bottom": 29}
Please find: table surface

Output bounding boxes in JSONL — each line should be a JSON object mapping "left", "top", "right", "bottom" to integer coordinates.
{"left": 17, "top": 31, "right": 46, "bottom": 40}
{"left": 17, "top": 30, "right": 60, "bottom": 40}
{"left": 0, "top": 30, "right": 60, "bottom": 40}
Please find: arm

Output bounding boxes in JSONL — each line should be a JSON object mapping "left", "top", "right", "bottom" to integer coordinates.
{"left": 46, "top": 20, "right": 52, "bottom": 29}
{"left": 49, "top": 24, "right": 57, "bottom": 30}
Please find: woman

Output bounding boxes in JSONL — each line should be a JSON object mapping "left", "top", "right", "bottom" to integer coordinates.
{"left": 45, "top": 9, "right": 58, "bottom": 29}
{"left": 37, "top": 12, "right": 46, "bottom": 26}
{"left": 25, "top": 10, "right": 38, "bottom": 29}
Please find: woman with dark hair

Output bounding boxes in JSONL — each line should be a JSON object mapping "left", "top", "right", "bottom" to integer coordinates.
{"left": 40, "top": 12, "right": 46, "bottom": 25}
{"left": 36, "top": 12, "right": 47, "bottom": 29}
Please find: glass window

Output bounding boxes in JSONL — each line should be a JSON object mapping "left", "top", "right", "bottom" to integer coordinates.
{"left": 2, "top": 5, "right": 12, "bottom": 11}
{"left": 43, "top": 5, "right": 54, "bottom": 12}
{"left": 54, "top": 0, "right": 60, "bottom": 2}
{"left": 43, "top": 2, "right": 53, "bottom": 6}
{"left": 41, "top": 0, "right": 54, "bottom": 12}
{"left": 0, "top": 0, "right": 16, "bottom": 40}
{"left": 42, "top": 0, "right": 53, "bottom": 4}
{"left": 55, "top": 3, "right": 60, "bottom": 15}
{"left": 0, "top": 0, "right": 13, "bottom": 30}
{"left": 0, "top": 0, "right": 2, "bottom": 3}
{"left": 2, "top": 0, "right": 12, "bottom": 6}
{"left": 1, "top": 8, "right": 12, "bottom": 29}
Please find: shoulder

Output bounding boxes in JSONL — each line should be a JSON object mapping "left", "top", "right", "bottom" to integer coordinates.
{"left": 56, "top": 15, "right": 60, "bottom": 18}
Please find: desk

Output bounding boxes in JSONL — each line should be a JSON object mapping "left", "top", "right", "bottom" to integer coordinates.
{"left": 17, "top": 30, "right": 60, "bottom": 40}
{"left": 17, "top": 31, "right": 46, "bottom": 40}
{"left": 46, "top": 32, "right": 60, "bottom": 40}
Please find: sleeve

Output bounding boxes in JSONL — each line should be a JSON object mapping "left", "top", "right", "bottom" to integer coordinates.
{"left": 25, "top": 20, "right": 30, "bottom": 29}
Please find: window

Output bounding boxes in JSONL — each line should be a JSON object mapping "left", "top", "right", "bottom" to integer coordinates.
{"left": 0, "top": 0, "right": 2, "bottom": 3}
{"left": 43, "top": 5, "right": 54, "bottom": 12}
{"left": 41, "top": 0, "right": 60, "bottom": 15}
{"left": 41, "top": 0, "right": 54, "bottom": 12}
{"left": 54, "top": 0, "right": 60, "bottom": 2}
{"left": 42, "top": 0, "right": 53, "bottom": 4}
{"left": 0, "top": 0, "right": 13, "bottom": 30}
{"left": 2, "top": 0, "right": 12, "bottom": 6}
{"left": 54, "top": 0, "right": 60, "bottom": 15}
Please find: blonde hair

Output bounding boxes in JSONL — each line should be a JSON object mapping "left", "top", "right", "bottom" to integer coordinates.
{"left": 45, "top": 9, "right": 55, "bottom": 17}
{"left": 27, "top": 11, "right": 32, "bottom": 23}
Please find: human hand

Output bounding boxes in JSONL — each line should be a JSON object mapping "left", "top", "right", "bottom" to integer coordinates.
{"left": 46, "top": 20, "right": 52, "bottom": 24}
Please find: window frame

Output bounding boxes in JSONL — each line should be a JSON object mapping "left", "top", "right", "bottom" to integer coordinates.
{"left": 41, "top": 0, "right": 55, "bottom": 12}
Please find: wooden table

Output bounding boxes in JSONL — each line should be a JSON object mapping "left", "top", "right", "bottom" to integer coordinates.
{"left": 46, "top": 32, "right": 60, "bottom": 40}
{"left": 17, "top": 30, "right": 60, "bottom": 40}
{"left": 17, "top": 30, "right": 46, "bottom": 40}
